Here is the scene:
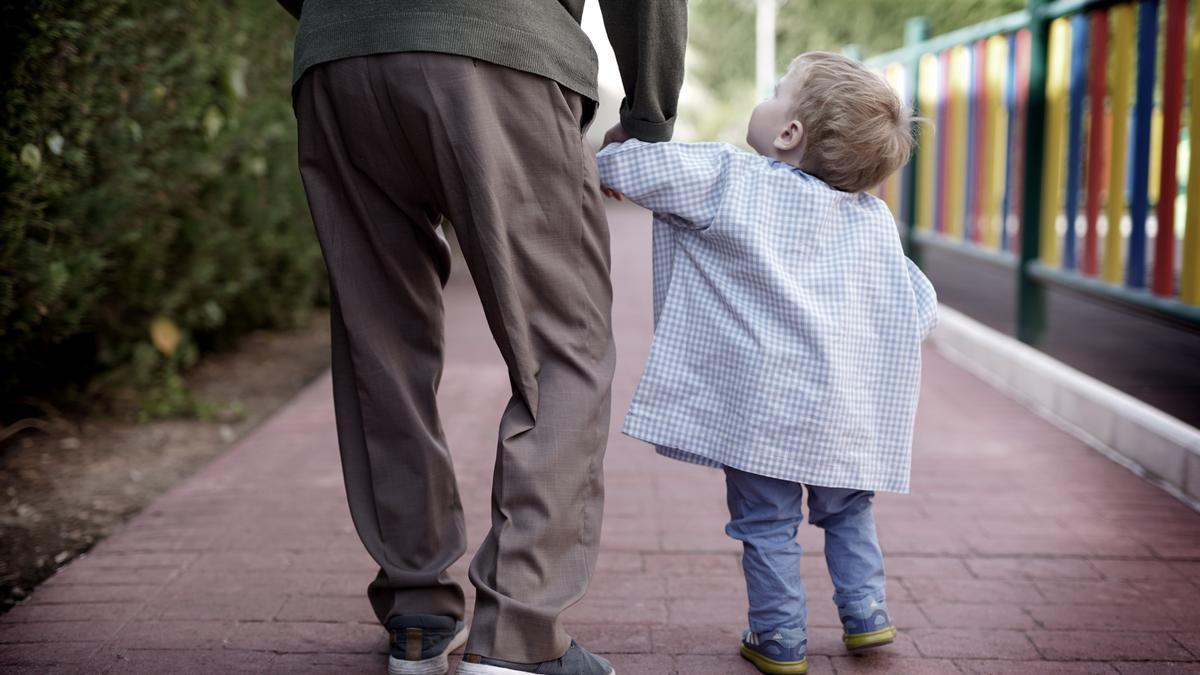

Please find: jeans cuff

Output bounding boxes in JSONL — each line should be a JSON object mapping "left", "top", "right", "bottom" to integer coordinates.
{"left": 836, "top": 594, "right": 888, "bottom": 619}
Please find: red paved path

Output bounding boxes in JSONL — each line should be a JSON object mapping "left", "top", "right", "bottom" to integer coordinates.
{"left": 3, "top": 203, "right": 1200, "bottom": 674}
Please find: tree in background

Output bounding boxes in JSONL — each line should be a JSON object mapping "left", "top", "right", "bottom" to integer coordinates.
{"left": 1, "top": 1, "right": 324, "bottom": 419}
{"left": 685, "top": 0, "right": 1025, "bottom": 141}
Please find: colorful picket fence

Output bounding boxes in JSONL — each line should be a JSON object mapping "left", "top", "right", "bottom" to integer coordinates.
{"left": 870, "top": 0, "right": 1200, "bottom": 344}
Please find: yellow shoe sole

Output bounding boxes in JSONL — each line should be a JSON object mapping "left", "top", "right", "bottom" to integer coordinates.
{"left": 843, "top": 625, "right": 897, "bottom": 652}
{"left": 739, "top": 644, "right": 809, "bottom": 674}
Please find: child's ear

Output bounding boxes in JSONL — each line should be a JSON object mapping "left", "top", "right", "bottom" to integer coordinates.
{"left": 774, "top": 120, "right": 805, "bottom": 153}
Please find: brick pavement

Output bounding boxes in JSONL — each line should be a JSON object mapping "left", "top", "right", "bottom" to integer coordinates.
{"left": 3, "top": 202, "right": 1199, "bottom": 674}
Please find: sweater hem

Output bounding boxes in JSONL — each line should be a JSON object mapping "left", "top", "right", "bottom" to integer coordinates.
{"left": 291, "top": 11, "right": 599, "bottom": 102}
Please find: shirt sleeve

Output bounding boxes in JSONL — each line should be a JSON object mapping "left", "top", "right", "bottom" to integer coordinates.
{"left": 906, "top": 258, "right": 939, "bottom": 340}
{"left": 598, "top": 0, "right": 687, "bottom": 142}
{"left": 596, "top": 140, "right": 736, "bottom": 229}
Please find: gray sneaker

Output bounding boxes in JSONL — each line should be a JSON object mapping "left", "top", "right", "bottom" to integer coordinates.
{"left": 387, "top": 615, "right": 468, "bottom": 675}
{"left": 456, "top": 641, "right": 615, "bottom": 675}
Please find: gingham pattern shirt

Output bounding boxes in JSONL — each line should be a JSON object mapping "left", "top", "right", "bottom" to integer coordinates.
{"left": 597, "top": 140, "right": 937, "bottom": 493}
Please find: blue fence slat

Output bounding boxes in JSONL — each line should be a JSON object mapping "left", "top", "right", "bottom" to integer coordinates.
{"left": 1128, "top": 0, "right": 1157, "bottom": 288}
{"left": 1063, "top": 13, "right": 1089, "bottom": 270}
{"left": 1000, "top": 31, "right": 1018, "bottom": 251}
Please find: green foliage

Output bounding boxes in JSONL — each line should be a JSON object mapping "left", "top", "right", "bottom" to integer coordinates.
{"left": 0, "top": 1, "right": 324, "bottom": 416}
{"left": 686, "top": 0, "right": 1027, "bottom": 140}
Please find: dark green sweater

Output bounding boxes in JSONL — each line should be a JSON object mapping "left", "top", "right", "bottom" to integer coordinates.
{"left": 276, "top": 0, "right": 686, "bottom": 142}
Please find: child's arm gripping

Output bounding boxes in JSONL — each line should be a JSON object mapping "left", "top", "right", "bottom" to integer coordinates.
{"left": 596, "top": 140, "right": 735, "bottom": 229}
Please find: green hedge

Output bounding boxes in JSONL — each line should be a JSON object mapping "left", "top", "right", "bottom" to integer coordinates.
{"left": 0, "top": 1, "right": 325, "bottom": 415}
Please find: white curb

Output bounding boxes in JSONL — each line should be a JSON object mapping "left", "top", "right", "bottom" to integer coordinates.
{"left": 928, "top": 304, "right": 1200, "bottom": 510}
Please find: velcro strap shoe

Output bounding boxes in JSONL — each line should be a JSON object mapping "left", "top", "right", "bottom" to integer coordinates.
{"left": 839, "top": 598, "right": 896, "bottom": 652}
{"left": 739, "top": 627, "right": 808, "bottom": 674}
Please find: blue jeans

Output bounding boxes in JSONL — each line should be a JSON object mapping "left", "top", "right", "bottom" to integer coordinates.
{"left": 723, "top": 466, "right": 887, "bottom": 633}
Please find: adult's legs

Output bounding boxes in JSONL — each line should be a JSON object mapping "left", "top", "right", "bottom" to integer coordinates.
{"left": 410, "top": 55, "right": 614, "bottom": 664}
{"left": 301, "top": 52, "right": 615, "bottom": 663}
{"left": 295, "top": 59, "right": 467, "bottom": 624}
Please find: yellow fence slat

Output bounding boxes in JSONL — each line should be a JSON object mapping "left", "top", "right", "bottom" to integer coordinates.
{"left": 916, "top": 53, "right": 939, "bottom": 232}
{"left": 985, "top": 35, "right": 1010, "bottom": 250}
{"left": 1183, "top": 0, "right": 1200, "bottom": 303}
{"left": 1041, "top": 18, "right": 1071, "bottom": 267}
{"left": 947, "top": 45, "right": 970, "bottom": 239}
{"left": 1106, "top": 3, "right": 1135, "bottom": 284}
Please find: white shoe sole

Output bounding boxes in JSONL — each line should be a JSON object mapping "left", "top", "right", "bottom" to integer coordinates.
{"left": 456, "top": 661, "right": 615, "bottom": 675}
{"left": 388, "top": 626, "right": 469, "bottom": 675}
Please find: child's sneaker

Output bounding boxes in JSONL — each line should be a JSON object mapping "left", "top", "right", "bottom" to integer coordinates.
{"left": 839, "top": 598, "right": 896, "bottom": 652}
{"left": 739, "top": 627, "right": 808, "bottom": 674}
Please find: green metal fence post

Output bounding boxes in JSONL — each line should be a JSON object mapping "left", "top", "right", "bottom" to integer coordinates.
{"left": 902, "top": 17, "right": 930, "bottom": 266}
{"left": 1017, "top": 0, "right": 1049, "bottom": 344}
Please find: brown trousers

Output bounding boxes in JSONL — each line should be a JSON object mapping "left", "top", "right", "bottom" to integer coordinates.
{"left": 294, "top": 52, "right": 614, "bottom": 663}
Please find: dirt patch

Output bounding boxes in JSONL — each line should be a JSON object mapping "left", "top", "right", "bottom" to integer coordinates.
{"left": 0, "top": 311, "right": 331, "bottom": 612}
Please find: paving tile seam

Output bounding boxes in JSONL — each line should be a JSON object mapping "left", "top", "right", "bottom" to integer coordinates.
{"left": 945, "top": 659, "right": 1119, "bottom": 669}
{"left": 960, "top": 553, "right": 1195, "bottom": 561}
{"left": 1173, "top": 633, "right": 1200, "bottom": 660}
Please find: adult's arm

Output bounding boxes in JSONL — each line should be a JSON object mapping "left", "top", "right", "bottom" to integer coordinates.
{"left": 599, "top": 0, "right": 687, "bottom": 142}
{"left": 276, "top": 0, "right": 302, "bottom": 20}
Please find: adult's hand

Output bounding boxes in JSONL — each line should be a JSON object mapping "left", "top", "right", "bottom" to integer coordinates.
{"left": 601, "top": 123, "right": 633, "bottom": 148}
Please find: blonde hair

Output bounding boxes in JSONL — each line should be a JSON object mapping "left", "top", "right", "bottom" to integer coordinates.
{"left": 788, "top": 52, "right": 914, "bottom": 193}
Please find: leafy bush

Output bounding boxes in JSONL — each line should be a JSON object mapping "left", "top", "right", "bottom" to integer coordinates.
{"left": 1, "top": 0, "right": 325, "bottom": 415}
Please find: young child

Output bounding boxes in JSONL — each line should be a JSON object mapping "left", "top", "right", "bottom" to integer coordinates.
{"left": 596, "top": 52, "right": 937, "bottom": 675}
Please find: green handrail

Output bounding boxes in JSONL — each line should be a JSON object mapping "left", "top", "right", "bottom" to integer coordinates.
{"left": 1017, "top": 0, "right": 1051, "bottom": 344}
{"left": 864, "top": 0, "right": 1125, "bottom": 69}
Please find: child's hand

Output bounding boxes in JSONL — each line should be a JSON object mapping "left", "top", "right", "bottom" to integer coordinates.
{"left": 597, "top": 123, "right": 629, "bottom": 199}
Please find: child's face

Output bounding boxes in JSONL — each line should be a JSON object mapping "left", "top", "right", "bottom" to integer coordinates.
{"left": 746, "top": 66, "right": 805, "bottom": 160}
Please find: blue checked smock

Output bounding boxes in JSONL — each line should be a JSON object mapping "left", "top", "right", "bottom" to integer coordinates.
{"left": 596, "top": 140, "right": 938, "bottom": 493}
